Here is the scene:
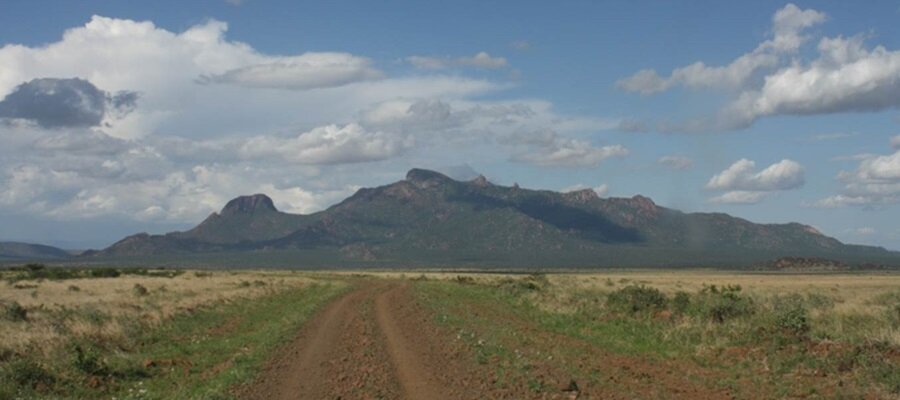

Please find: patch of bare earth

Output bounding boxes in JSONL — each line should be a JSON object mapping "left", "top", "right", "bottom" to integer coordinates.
{"left": 241, "top": 281, "right": 744, "bottom": 399}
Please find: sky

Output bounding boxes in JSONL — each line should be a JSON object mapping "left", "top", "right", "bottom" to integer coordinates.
{"left": 1, "top": 1, "right": 900, "bottom": 250}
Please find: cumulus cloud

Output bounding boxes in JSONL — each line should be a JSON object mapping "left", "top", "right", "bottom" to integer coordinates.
{"left": 619, "top": 4, "right": 900, "bottom": 132}
{"left": 407, "top": 52, "right": 508, "bottom": 69}
{"left": 41, "top": 165, "right": 356, "bottom": 221}
{"left": 617, "top": 4, "right": 824, "bottom": 95}
{"left": 563, "top": 183, "right": 609, "bottom": 197}
{"left": 707, "top": 159, "right": 805, "bottom": 191}
{"left": 32, "top": 130, "right": 132, "bottom": 159}
{"left": 0, "top": 78, "right": 137, "bottom": 128}
{"left": 512, "top": 135, "right": 628, "bottom": 167}
{"left": 198, "top": 53, "right": 383, "bottom": 90}
{"left": 709, "top": 191, "right": 770, "bottom": 205}
{"left": 239, "top": 123, "right": 412, "bottom": 165}
{"left": 706, "top": 159, "right": 804, "bottom": 204}
{"left": 892, "top": 134, "right": 900, "bottom": 149}
{"left": 0, "top": 15, "right": 621, "bottom": 227}
{"left": 815, "top": 147, "right": 900, "bottom": 208}
{"left": 0, "top": 16, "right": 503, "bottom": 139}
{"left": 657, "top": 155, "right": 693, "bottom": 170}
{"left": 725, "top": 35, "right": 900, "bottom": 128}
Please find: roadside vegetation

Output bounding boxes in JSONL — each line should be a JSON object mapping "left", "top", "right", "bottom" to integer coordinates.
{"left": 413, "top": 272, "right": 900, "bottom": 398}
{"left": 0, "top": 265, "right": 347, "bottom": 399}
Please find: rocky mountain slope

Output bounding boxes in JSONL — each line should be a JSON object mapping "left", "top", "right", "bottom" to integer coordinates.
{"left": 90, "top": 169, "right": 900, "bottom": 268}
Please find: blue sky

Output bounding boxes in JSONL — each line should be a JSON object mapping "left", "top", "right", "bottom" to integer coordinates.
{"left": 1, "top": 1, "right": 899, "bottom": 249}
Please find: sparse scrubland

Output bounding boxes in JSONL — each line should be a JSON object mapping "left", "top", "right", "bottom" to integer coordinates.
{"left": 413, "top": 272, "right": 900, "bottom": 398}
{"left": 1, "top": 267, "right": 898, "bottom": 399}
{"left": 0, "top": 265, "right": 346, "bottom": 399}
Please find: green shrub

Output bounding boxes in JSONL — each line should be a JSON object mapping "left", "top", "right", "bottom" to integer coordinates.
{"left": 773, "top": 295, "right": 810, "bottom": 336}
{"left": 693, "top": 284, "right": 754, "bottom": 323}
{"left": 24, "top": 263, "right": 46, "bottom": 272}
{"left": 71, "top": 345, "right": 108, "bottom": 376}
{"left": 4, "top": 359, "right": 54, "bottom": 389}
{"left": 132, "top": 283, "right": 149, "bottom": 297}
{"left": 889, "top": 304, "right": 900, "bottom": 328}
{"left": 607, "top": 285, "right": 667, "bottom": 314}
{"left": 804, "top": 292, "right": 835, "bottom": 310}
{"left": 671, "top": 291, "right": 691, "bottom": 315}
{"left": 498, "top": 274, "right": 550, "bottom": 292}
{"left": 2, "top": 301, "right": 27, "bottom": 322}
{"left": 88, "top": 268, "right": 121, "bottom": 278}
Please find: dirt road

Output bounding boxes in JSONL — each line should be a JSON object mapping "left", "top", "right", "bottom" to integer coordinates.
{"left": 239, "top": 282, "right": 497, "bottom": 400}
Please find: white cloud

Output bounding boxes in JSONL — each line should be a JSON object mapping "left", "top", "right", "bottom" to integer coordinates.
{"left": 657, "top": 155, "right": 693, "bottom": 170}
{"left": 563, "top": 183, "right": 609, "bottom": 197}
{"left": 726, "top": 35, "right": 900, "bottom": 128}
{"left": 619, "top": 4, "right": 900, "bottom": 132}
{"left": 19, "top": 164, "right": 356, "bottom": 222}
{"left": 0, "top": 16, "right": 499, "bottom": 140}
{"left": 198, "top": 53, "right": 383, "bottom": 90}
{"left": 706, "top": 159, "right": 804, "bottom": 204}
{"left": 511, "top": 134, "right": 628, "bottom": 167}
{"left": 617, "top": 4, "right": 824, "bottom": 95}
{"left": 709, "top": 191, "right": 770, "bottom": 205}
{"left": 706, "top": 159, "right": 805, "bottom": 191}
{"left": 407, "top": 52, "right": 508, "bottom": 69}
{"left": 0, "top": 15, "right": 622, "bottom": 226}
{"left": 892, "top": 134, "right": 900, "bottom": 149}
{"left": 239, "top": 123, "right": 412, "bottom": 165}
{"left": 815, "top": 144, "right": 900, "bottom": 207}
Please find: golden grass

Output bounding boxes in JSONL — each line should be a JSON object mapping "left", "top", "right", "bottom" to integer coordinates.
{"left": 0, "top": 270, "right": 318, "bottom": 356}
{"left": 377, "top": 270, "right": 900, "bottom": 346}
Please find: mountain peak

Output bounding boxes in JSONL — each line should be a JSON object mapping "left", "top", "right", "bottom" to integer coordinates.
{"left": 406, "top": 168, "right": 454, "bottom": 188}
{"left": 221, "top": 194, "right": 277, "bottom": 215}
{"left": 471, "top": 175, "right": 491, "bottom": 187}
{"left": 564, "top": 188, "right": 599, "bottom": 203}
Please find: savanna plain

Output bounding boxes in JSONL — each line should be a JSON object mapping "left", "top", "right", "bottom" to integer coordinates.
{"left": 1, "top": 266, "right": 899, "bottom": 399}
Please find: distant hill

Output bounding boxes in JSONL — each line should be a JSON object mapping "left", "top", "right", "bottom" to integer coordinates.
{"left": 88, "top": 169, "right": 900, "bottom": 268}
{"left": 0, "top": 242, "right": 71, "bottom": 260}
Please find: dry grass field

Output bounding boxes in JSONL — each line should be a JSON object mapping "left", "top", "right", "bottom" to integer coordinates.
{"left": 1, "top": 267, "right": 898, "bottom": 398}
{"left": 1, "top": 269, "right": 318, "bottom": 354}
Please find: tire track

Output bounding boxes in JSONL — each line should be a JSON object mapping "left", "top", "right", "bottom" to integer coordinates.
{"left": 374, "top": 284, "right": 447, "bottom": 400}
{"left": 240, "top": 281, "right": 491, "bottom": 399}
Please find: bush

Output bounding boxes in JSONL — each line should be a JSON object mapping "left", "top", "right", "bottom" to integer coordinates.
{"left": 2, "top": 301, "right": 27, "bottom": 322}
{"left": 88, "top": 268, "right": 121, "bottom": 278}
{"left": 499, "top": 274, "right": 550, "bottom": 292}
{"left": 671, "top": 291, "right": 691, "bottom": 315}
{"left": 4, "top": 359, "right": 54, "bottom": 389}
{"left": 132, "top": 283, "right": 149, "bottom": 297}
{"left": 67, "top": 285, "right": 80, "bottom": 292}
{"left": 889, "top": 304, "right": 900, "bottom": 328}
{"left": 71, "top": 345, "right": 108, "bottom": 376}
{"left": 607, "top": 285, "right": 667, "bottom": 314}
{"left": 772, "top": 294, "right": 811, "bottom": 336}
{"left": 694, "top": 285, "right": 755, "bottom": 323}
{"left": 24, "top": 263, "right": 46, "bottom": 272}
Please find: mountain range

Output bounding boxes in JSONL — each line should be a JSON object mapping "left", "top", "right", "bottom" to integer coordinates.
{"left": 81, "top": 168, "right": 900, "bottom": 268}
{"left": 0, "top": 242, "right": 71, "bottom": 261}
